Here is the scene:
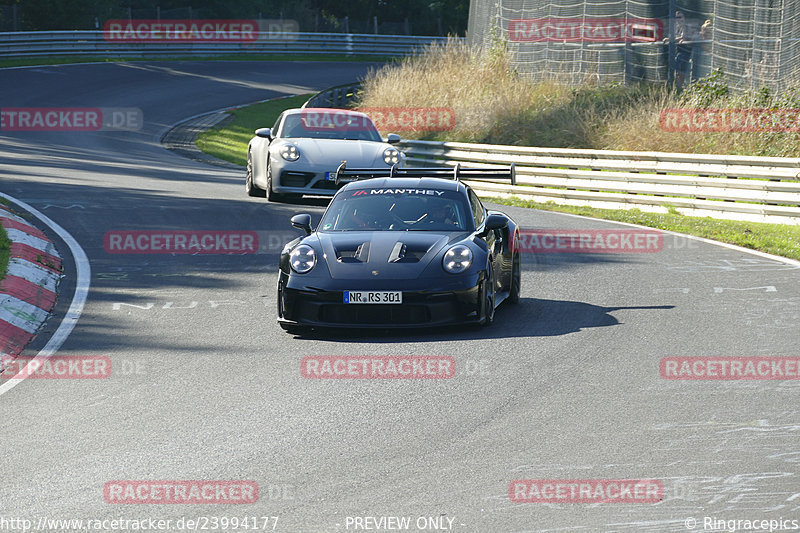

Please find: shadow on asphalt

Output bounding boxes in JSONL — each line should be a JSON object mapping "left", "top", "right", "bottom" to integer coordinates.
{"left": 284, "top": 298, "right": 676, "bottom": 342}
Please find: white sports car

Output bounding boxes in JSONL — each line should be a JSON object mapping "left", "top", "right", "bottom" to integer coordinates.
{"left": 246, "top": 107, "right": 405, "bottom": 201}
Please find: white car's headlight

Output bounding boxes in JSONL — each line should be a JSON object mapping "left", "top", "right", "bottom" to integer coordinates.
{"left": 290, "top": 245, "right": 316, "bottom": 273}
{"left": 443, "top": 245, "right": 472, "bottom": 274}
{"left": 383, "top": 147, "right": 400, "bottom": 165}
{"left": 280, "top": 144, "right": 300, "bottom": 161}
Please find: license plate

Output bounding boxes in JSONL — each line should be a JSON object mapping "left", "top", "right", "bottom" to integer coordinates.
{"left": 324, "top": 172, "right": 334, "bottom": 181}
{"left": 344, "top": 291, "right": 402, "bottom": 304}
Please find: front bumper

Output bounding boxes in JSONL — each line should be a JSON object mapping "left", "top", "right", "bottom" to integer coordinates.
{"left": 272, "top": 168, "right": 341, "bottom": 196}
{"left": 277, "top": 272, "right": 483, "bottom": 328}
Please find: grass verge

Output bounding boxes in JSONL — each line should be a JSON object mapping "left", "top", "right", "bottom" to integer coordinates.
{"left": 488, "top": 196, "right": 800, "bottom": 261}
{"left": 0, "top": 54, "right": 392, "bottom": 69}
{"left": 195, "top": 94, "right": 312, "bottom": 167}
{"left": 0, "top": 223, "right": 10, "bottom": 282}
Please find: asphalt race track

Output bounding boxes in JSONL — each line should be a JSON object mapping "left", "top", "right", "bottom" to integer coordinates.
{"left": 1, "top": 61, "right": 799, "bottom": 533}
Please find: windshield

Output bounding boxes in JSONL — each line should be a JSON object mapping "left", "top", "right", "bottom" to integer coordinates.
{"left": 280, "top": 112, "right": 382, "bottom": 142}
{"left": 319, "top": 188, "right": 472, "bottom": 232}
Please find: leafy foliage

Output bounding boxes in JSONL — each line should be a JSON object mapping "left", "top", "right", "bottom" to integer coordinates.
{"left": 679, "top": 68, "right": 729, "bottom": 107}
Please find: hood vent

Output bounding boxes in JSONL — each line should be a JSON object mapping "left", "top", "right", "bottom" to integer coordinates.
{"left": 336, "top": 241, "right": 370, "bottom": 263}
{"left": 332, "top": 238, "right": 436, "bottom": 265}
{"left": 388, "top": 242, "right": 406, "bottom": 263}
{"left": 388, "top": 241, "right": 429, "bottom": 263}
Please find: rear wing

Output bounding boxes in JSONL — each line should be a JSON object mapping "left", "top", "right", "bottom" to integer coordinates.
{"left": 334, "top": 162, "right": 516, "bottom": 186}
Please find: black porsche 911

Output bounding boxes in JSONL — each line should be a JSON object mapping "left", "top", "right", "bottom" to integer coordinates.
{"left": 276, "top": 165, "right": 521, "bottom": 332}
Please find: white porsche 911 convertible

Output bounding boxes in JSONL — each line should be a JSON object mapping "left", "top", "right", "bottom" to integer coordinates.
{"left": 246, "top": 107, "right": 405, "bottom": 201}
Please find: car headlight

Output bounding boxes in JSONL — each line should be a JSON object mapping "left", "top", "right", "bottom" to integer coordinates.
{"left": 280, "top": 144, "right": 300, "bottom": 161}
{"left": 442, "top": 245, "right": 472, "bottom": 274}
{"left": 290, "top": 244, "right": 316, "bottom": 273}
{"left": 383, "top": 147, "right": 400, "bottom": 165}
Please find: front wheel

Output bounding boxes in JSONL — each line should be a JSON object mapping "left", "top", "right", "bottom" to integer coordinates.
{"left": 509, "top": 252, "right": 521, "bottom": 305}
{"left": 480, "top": 262, "right": 496, "bottom": 327}
{"left": 266, "top": 162, "right": 284, "bottom": 202}
{"left": 246, "top": 151, "right": 266, "bottom": 197}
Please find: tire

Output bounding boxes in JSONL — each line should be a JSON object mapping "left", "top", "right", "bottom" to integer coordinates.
{"left": 266, "top": 161, "right": 284, "bottom": 202}
{"left": 246, "top": 151, "right": 266, "bottom": 197}
{"left": 277, "top": 278, "right": 301, "bottom": 334}
{"left": 509, "top": 252, "right": 521, "bottom": 305}
{"left": 480, "top": 262, "right": 496, "bottom": 327}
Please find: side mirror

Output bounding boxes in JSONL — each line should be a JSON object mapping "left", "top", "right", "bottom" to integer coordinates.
{"left": 479, "top": 213, "right": 508, "bottom": 236}
{"left": 255, "top": 127, "right": 272, "bottom": 140}
{"left": 291, "top": 213, "right": 313, "bottom": 235}
{"left": 386, "top": 133, "right": 401, "bottom": 144}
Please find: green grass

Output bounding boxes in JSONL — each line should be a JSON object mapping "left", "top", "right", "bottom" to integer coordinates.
{"left": 488, "top": 196, "right": 800, "bottom": 261}
{"left": 0, "top": 53, "right": 392, "bottom": 69}
{"left": 0, "top": 223, "right": 10, "bottom": 282}
{"left": 195, "top": 94, "right": 312, "bottom": 166}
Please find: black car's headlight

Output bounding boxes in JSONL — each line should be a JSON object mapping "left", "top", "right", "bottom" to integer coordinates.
{"left": 280, "top": 144, "right": 300, "bottom": 162}
{"left": 290, "top": 245, "right": 316, "bottom": 273}
{"left": 383, "top": 147, "right": 400, "bottom": 165}
{"left": 443, "top": 245, "right": 472, "bottom": 274}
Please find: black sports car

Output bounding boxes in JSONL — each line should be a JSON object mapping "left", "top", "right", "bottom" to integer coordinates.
{"left": 276, "top": 165, "right": 521, "bottom": 332}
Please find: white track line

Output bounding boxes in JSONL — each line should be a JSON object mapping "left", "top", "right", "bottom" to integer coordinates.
{"left": 486, "top": 197, "right": 800, "bottom": 268}
{"left": 0, "top": 194, "right": 91, "bottom": 397}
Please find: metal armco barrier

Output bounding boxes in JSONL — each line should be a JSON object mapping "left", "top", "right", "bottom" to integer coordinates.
{"left": 302, "top": 83, "right": 362, "bottom": 109}
{"left": 0, "top": 31, "right": 451, "bottom": 58}
{"left": 397, "top": 139, "right": 800, "bottom": 225}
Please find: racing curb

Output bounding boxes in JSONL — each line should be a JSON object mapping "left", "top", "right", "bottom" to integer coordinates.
{"left": 0, "top": 204, "right": 62, "bottom": 359}
{"left": 160, "top": 94, "right": 301, "bottom": 168}
{"left": 161, "top": 111, "right": 239, "bottom": 169}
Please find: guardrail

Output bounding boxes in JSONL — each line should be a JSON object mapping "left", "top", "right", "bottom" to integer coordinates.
{"left": 302, "top": 83, "right": 362, "bottom": 109}
{"left": 0, "top": 31, "right": 449, "bottom": 58}
{"left": 396, "top": 139, "right": 800, "bottom": 225}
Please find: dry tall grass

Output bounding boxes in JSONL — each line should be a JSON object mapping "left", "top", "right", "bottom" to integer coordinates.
{"left": 599, "top": 90, "right": 800, "bottom": 156}
{"left": 358, "top": 37, "right": 559, "bottom": 143}
{"left": 358, "top": 39, "right": 800, "bottom": 156}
